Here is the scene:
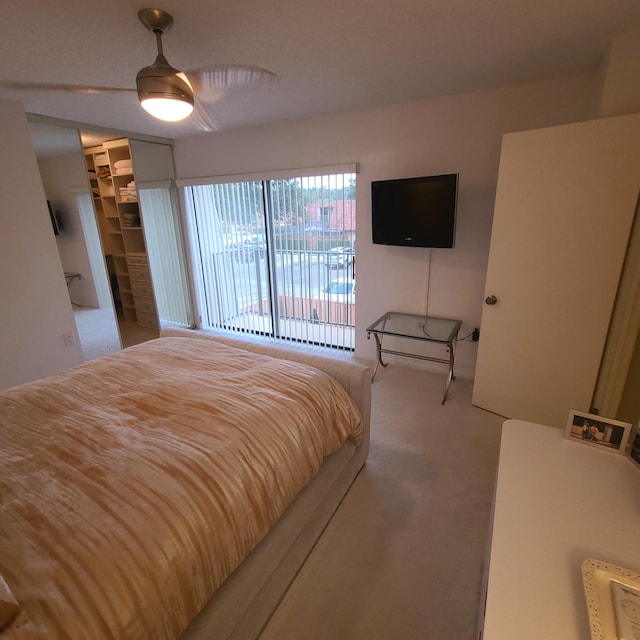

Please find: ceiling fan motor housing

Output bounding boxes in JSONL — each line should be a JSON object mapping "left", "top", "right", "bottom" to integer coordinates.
{"left": 136, "top": 55, "right": 194, "bottom": 105}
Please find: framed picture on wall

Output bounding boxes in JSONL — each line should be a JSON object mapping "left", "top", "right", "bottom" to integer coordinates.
{"left": 564, "top": 410, "right": 632, "bottom": 455}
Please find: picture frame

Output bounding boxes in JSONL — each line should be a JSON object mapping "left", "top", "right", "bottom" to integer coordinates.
{"left": 582, "top": 559, "right": 640, "bottom": 640}
{"left": 564, "top": 410, "right": 632, "bottom": 455}
{"left": 627, "top": 424, "right": 640, "bottom": 470}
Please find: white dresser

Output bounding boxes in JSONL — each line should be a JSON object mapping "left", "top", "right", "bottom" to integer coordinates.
{"left": 479, "top": 419, "right": 640, "bottom": 639}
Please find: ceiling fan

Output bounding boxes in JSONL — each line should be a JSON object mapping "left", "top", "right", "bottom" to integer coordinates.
{"left": 0, "top": 8, "right": 276, "bottom": 131}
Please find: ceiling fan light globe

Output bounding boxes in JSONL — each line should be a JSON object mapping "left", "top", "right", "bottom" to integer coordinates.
{"left": 136, "top": 56, "right": 194, "bottom": 122}
{"left": 140, "top": 96, "right": 193, "bottom": 121}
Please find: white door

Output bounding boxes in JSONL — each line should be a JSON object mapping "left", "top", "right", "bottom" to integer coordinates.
{"left": 472, "top": 113, "right": 640, "bottom": 428}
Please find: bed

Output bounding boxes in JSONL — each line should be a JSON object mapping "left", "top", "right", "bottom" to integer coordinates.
{"left": 0, "top": 328, "right": 371, "bottom": 639}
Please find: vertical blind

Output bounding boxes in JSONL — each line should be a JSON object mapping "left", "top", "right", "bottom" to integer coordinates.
{"left": 182, "top": 168, "right": 356, "bottom": 349}
{"left": 187, "top": 180, "right": 270, "bottom": 334}
{"left": 138, "top": 185, "right": 193, "bottom": 327}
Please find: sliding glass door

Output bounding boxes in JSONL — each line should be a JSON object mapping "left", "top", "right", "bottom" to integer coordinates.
{"left": 187, "top": 180, "right": 271, "bottom": 334}
{"left": 183, "top": 168, "right": 356, "bottom": 349}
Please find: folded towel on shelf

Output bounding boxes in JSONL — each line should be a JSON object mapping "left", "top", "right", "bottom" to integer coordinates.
{"left": 113, "top": 159, "right": 133, "bottom": 170}
{"left": 121, "top": 212, "right": 140, "bottom": 226}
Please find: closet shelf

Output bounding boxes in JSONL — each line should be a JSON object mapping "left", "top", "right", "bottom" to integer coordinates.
{"left": 84, "top": 138, "right": 158, "bottom": 333}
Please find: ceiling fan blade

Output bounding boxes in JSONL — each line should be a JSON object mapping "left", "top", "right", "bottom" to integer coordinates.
{"left": 191, "top": 97, "right": 219, "bottom": 132}
{"left": 0, "top": 81, "right": 134, "bottom": 94}
{"left": 186, "top": 65, "right": 276, "bottom": 100}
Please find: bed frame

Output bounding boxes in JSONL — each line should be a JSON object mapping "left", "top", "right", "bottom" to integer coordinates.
{"left": 159, "top": 328, "right": 371, "bottom": 640}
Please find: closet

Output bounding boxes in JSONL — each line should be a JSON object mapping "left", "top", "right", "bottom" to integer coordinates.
{"left": 85, "top": 138, "right": 159, "bottom": 335}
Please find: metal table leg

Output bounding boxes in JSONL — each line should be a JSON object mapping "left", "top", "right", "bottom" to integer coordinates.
{"left": 442, "top": 335, "right": 457, "bottom": 404}
{"left": 370, "top": 333, "right": 387, "bottom": 382}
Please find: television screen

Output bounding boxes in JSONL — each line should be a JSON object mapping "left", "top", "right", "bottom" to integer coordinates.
{"left": 371, "top": 173, "right": 458, "bottom": 248}
{"left": 47, "top": 201, "right": 63, "bottom": 236}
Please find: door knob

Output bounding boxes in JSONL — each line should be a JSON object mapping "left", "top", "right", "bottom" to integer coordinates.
{"left": 485, "top": 295, "right": 498, "bottom": 305}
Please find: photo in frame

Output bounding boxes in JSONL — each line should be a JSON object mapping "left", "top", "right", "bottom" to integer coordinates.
{"left": 564, "top": 410, "right": 632, "bottom": 455}
{"left": 627, "top": 425, "right": 640, "bottom": 469}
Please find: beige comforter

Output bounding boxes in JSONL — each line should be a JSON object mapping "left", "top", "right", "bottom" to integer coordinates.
{"left": 0, "top": 337, "right": 363, "bottom": 639}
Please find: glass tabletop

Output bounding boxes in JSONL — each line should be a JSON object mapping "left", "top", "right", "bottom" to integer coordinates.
{"left": 366, "top": 312, "right": 462, "bottom": 344}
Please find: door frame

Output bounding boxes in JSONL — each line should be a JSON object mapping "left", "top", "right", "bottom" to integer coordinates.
{"left": 592, "top": 198, "right": 640, "bottom": 417}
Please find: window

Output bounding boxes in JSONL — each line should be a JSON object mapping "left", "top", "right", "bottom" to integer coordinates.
{"left": 182, "top": 168, "right": 356, "bottom": 349}
{"left": 319, "top": 206, "right": 333, "bottom": 229}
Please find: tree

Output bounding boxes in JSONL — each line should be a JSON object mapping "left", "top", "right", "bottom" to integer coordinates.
{"left": 269, "top": 179, "right": 305, "bottom": 223}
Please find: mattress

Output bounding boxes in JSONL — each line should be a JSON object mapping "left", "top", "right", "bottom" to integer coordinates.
{"left": 0, "top": 336, "right": 363, "bottom": 639}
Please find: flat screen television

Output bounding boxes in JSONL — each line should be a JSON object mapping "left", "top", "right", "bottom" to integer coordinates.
{"left": 47, "top": 201, "right": 64, "bottom": 236}
{"left": 371, "top": 173, "right": 458, "bottom": 248}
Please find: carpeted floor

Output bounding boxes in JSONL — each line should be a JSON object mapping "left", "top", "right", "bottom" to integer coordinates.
{"left": 73, "top": 307, "right": 121, "bottom": 361}
{"left": 260, "top": 364, "right": 505, "bottom": 640}
{"left": 73, "top": 306, "right": 156, "bottom": 361}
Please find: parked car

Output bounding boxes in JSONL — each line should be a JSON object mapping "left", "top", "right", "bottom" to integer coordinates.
{"left": 235, "top": 240, "right": 266, "bottom": 263}
{"left": 325, "top": 246, "right": 355, "bottom": 269}
{"left": 323, "top": 278, "right": 356, "bottom": 304}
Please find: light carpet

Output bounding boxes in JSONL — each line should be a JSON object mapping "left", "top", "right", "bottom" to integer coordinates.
{"left": 260, "top": 364, "right": 505, "bottom": 640}
{"left": 73, "top": 306, "right": 121, "bottom": 361}
{"left": 73, "top": 306, "right": 156, "bottom": 362}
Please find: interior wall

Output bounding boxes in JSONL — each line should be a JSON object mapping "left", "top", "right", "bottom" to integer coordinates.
{"left": 38, "top": 148, "right": 99, "bottom": 308}
{"left": 174, "top": 74, "right": 592, "bottom": 377}
{"left": 598, "top": 28, "right": 640, "bottom": 117}
{"left": 0, "top": 99, "right": 83, "bottom": 390}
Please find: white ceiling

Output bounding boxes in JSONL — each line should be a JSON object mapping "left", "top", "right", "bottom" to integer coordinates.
{"left": 3, "top": 0, "right": 640, "bottom": 150}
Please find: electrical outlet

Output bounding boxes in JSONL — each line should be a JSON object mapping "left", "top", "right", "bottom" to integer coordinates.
{"left": 472, "top": 327, "right": 480, "bottom": 342}
{"left": 63, "top": 333, "right": 75, "bottom": 347}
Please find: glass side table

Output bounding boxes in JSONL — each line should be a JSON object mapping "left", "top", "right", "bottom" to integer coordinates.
{"left": 366, "top": 311, "right": 462, "bottom": 404}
